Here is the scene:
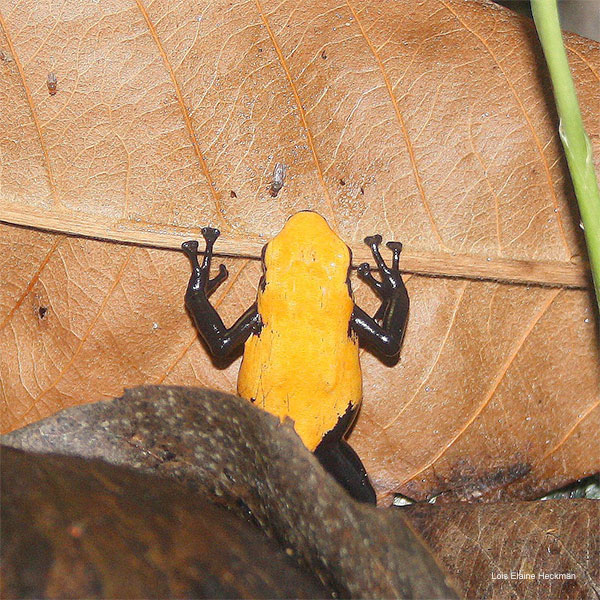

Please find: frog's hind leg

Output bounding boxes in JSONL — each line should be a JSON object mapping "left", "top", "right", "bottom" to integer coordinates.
{"left": 314, "top": 440, "right": 376, "bottom": 504}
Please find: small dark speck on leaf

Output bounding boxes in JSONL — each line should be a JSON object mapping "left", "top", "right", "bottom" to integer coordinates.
{"left": 360, "top": 185, "right": 365, "bottom": 195}
{"left": 230, "top": 190, "right": 237, "bottom": 198}
{"left": 38, "top": 306, "right": 48, "bottom": 319}
{"left": 321, "top": 49, "right": 327, "bottom": 59}
{"left": 339, "top": 179, "right": 345, "bottom": 186}
{"left": 47, "top": 72, "right": 57, "bottom": 95}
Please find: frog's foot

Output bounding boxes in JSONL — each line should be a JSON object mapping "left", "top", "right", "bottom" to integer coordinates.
{"left": 314, "top": 440, "right": 376, "bottom": 504}
{"left": 182, "top": 228, "right": 228, "bottom": 298}
{"left": 358, "top": 235, "right": 405, "bottom": 297}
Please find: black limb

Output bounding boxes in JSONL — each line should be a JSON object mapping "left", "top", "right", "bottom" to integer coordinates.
{"left": 314, "top": 440, "right": 376, "bottom": 505}
{"left": 352, "top": 235, "right": 409, "bottom": 358}
{"left": 182, "top": 228, "right": 260, "bottom": 360}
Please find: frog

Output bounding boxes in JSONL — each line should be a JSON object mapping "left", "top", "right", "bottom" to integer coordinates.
{"left": 181, "top": 211, "right": 409, "bottom": 504}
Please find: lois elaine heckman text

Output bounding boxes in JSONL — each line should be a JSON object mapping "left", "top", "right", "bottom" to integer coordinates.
{"left": 491, "top": 571, "right": 576, "bottom": 581}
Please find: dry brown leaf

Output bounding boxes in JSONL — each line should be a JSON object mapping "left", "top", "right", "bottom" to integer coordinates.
{"left": 1, "top": 0, "right": 599, "bottom": 503}
{"left": 404, "top": 499, "right": 600, "bottom": 599}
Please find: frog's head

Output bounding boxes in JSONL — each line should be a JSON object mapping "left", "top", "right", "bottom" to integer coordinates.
{"left": 263, "top": 211, "right": 351, "bottom": 283}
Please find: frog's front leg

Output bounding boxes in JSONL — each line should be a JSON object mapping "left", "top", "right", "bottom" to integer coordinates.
{"left": 352, "top": 235, "right": 409, "bottom": 357}
{"left": 182, "top": 228, "right": 260, "bottom": 359}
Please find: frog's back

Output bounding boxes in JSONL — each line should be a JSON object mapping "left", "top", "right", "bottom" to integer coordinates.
{"left": 237, "top": 212, "right": 362, "bottom": 451}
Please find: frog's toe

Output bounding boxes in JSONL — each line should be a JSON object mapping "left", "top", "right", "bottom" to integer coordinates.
{"left": 201, "top": 227, "right": 221, "bottom": 243}
{"left": 206, "top": 263, "right": 229, "bottom": 295}
{"left": 357, "top": 262, "right": 383, "bottom": 291}
{"left": 364, "top": 234, "right": 389, "bottom": 274}
{"left": 364, "top": 234, "right": 382, "bottom": 247}
{"left": 386, "top": 241, "right": 403, "bottom": 270}
{"left": 212, "top": 263, "right": 229, "bottom": 284}
{"left": 357, "top": 262, "right": 371, "bottom": 277}
{"left": 181, "top": 240, "right": 199, "bottom": 256}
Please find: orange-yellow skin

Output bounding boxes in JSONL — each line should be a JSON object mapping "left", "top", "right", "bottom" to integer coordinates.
{"left": 237, "top": 212, "right": 362, "bottom": 451}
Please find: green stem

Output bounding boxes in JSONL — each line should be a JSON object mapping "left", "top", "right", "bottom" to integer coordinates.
{"left": 531, "top": 0, "right": 600, "bottom": 312}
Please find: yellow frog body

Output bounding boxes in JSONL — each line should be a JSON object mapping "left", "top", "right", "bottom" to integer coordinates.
{"left": 238, "top": 213, "right": 361, "bottom": 451}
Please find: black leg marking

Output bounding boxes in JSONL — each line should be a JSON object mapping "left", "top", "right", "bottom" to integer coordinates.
{"left": 182, "top": 228, "right": 229, "bottom": 298}
{"left": 182, "top": 229, "right": 259, "bottom": 361}
{"left": 386, "top": 241, "right": 402, "bottom": 270}
{"left": 351, "top": 234, "right": 409, "bottom": 359}
{"left": 364, "top": 234, "right": 388, "bottom": 274}
{"left": 315, "top": 440, "right": 376, "bottom": 505}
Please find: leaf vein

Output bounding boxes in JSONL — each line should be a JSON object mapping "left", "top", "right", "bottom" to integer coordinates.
{"left": 439, "top": 0, "right": 571, "bottom": 258}
{"left": 540, "top": 400, "right": 600, "bottom": 462}
{"left": 0, "top": 237, "right": 63, "bottom": 331}
{"left": 29, "top": 247, "right": 135, "bottom": 410}
{"left": 0, "top": 12, "right": 60, "bottom": 207}
{"left": 519, "top": 510, "right": 600, "bottom": 595}
{"left": 345, "top": 0, "right": 446, "bottom": 249}
{"left": 133, "top": 0, "right": 229, "bottom": 231}
{"left": 383, "top": 280, "right": 468, "bottom": 431}
{"left": 401, "top": 287, "right": 561, "bottom": 485}
{"left": 565, "top": 44, "right": 600, "bottom": 82}
{"left": 253, "top": 0, "right": 337, "bottom": 228}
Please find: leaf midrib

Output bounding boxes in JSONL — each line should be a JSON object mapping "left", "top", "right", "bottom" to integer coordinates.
{"left": 0, "top": 208, "right": 589, "bottom": 288}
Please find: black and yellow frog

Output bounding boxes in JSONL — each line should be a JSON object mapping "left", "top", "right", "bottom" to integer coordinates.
{"left": 181, "top": 211, "right": 409, "bottom": 504}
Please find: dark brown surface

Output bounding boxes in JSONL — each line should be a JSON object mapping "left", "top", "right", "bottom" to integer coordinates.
{"left": 404, "top": 499, "right": 600, "bottom": 600}
{"left": 1, "top": 446, "right": 332, "bottom": 600}
{"left": 1, "top": 386, "right": 459, "bottom": 599}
